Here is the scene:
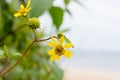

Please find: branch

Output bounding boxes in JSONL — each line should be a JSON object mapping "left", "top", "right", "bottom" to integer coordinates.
{"left": 0, "top": 59, "right": 10, "bottom": 74}
{"left": 22, "top": 0, "right": 26, "bottom": 6}
{"left": 36, "top": 36, "right": 56, "bottom": 42}
{"left": 0, "top": 36, "right": 56, "bottom": 77}
{"left": 0, "top": 40, "right": 35, "bottom": 77}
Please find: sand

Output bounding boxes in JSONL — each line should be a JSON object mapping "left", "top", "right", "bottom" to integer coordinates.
{"left": 63, "top": 67, "right": 120, "bottom": 80}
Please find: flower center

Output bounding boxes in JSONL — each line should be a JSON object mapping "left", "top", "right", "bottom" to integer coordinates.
{"left": 19, "top": 9, "right": 26, "bottom": 14}
{"left": 55, "top": 45, "right": 64, "bottom": 56}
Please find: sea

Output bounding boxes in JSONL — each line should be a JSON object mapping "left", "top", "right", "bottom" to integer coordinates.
{"left": 60, "top": 49, "right": 120, "bottom": 72}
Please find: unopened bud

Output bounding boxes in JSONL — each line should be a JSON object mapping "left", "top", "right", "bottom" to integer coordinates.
{"left": 28, "top": 17, "right": 40, "bottom": 29}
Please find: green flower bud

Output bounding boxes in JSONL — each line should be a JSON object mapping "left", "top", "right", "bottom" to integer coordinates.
{"left": 57, "top": 32, "right": 64, "bottom": 39}
{"left": 28, "top": 17, "right": 40, "bottom": 29}
{"left": 57, "top": 32, "right": 74, "bottom": 48}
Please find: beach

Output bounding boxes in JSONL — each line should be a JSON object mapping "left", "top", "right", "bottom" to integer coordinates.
{"left": 60, "top": 50, "right": 120, "bottom": 80}
{"left": 63, "top": 67, "right": 120, "bottom": 80}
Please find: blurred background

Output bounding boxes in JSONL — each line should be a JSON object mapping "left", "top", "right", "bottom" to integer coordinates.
{"left": 0, "top": 0, "right": 120, "bottom": 80}
{"left": 40, "top": 0, "right": 120, "bottom": 80}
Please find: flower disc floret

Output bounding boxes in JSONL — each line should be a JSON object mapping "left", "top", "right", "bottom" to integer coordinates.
{"left": 47, "top": 36, "right": 73, "bottom": 61}
{"left": 55, "top": 45, "right": 65, "bottom": 56}
{"left": 28, "top": 17, "right": 40, "bottom": 29}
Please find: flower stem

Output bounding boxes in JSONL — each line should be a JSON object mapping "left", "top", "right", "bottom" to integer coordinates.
{"left": 0, "top": 36, "right": 56, "bottom": 77}
{"left": 0, "top": 59, "right": 10, "bottom": 74}
{"left": 36, "top": 36, "right": 56, "bottom": 42}
{"left": 0, "top": 40, "right": 35, "bottom": 77}
{"left": 33, "top": 30, "right": 37, "bottom": 41}
{"left": 22, "top": 0, "right": 26, "bottom": 6}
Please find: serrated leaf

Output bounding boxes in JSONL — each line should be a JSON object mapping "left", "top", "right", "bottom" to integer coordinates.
{"left": 64, "top": 0, "right": 70, "bottom": 5}
{"left": 30, "top": 0, "right": 53, "bottom": 17}
{"left": 49, "top": 7, "right": 64, "bottom": 30}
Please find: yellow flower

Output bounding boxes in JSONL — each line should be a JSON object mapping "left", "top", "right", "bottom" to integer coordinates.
{"left": 48, "top": 36, "right": 73, "bottom": 61}
{"left": 14, "top": 0, "right": 31, "bottom": 17}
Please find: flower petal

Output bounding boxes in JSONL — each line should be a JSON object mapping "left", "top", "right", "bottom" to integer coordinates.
{"left": 51, "top": 37, "right": 57, "bottom": 44}
{"left": 50, "top": 55, "right": 55, "bottom": 62}
{"left": 26, "top": 0, "right": 30, "bottom": 9}
{"left": 26, "top": 7, "right": 31, "bottom": 12}
{"left": 14, "top": 13, "right": 22, "bottom": 17}
{"left": 23, "top": 13, "right": 27, "bottom": 16}
{"left": 59, "top": 36, "right": 64, "bottom": 45}
{"left": 63, "top": 43, "right": 73, "bottom": 48}
{"left": 64, "top": 50, "right": 72, "bottom": 58}
{"left": 48, "top": 49, "right": 55, "bottom": 55}
{"left": 55, "top": 55, "right": 60, "bottom": 60}
{"left": 47, "top": 42, "right": 56, "bottom": 47}
{"left": 20, "top": 5, "right": 25, "bottom": 9}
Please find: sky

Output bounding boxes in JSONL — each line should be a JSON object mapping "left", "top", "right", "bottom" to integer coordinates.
{"left": 40, "top": 0, "right": 120, "bottom": 52}
{"left": 62, "top": 0, "right": 120, "bottom": 52}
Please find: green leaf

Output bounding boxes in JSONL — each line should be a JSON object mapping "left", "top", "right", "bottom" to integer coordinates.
{"left": 61, "top": 28, "right": 70, "bottom": 33}
{"left": 30, "top": 0, "right": 53, "bottom": 17}
{"left": 64, "top": 35, "right": 74, "bottom": 48}
{"left": 12, "top": 52, "right": 22, "bottom": 57}
{"left": 0, "top": 50, "right": 4, "bottom": 59}
{"left": 57, "top": 32, "right": 74, "bottom": 47}
{"left": 0, "top": 50, "right": 6, "bottom": 63}
{"left": 10, "top": 52, "right": 22, "bottom": 60}
{"left": 0, "top": 77, "right": 3, "bottom": 80}
{"left": 49, "top": 7, "right": 64, "bottom": 30}
{"left": 3, "top": 45, "right": 9, "bottom": 58}
{"left": 64, "top": 0, "right": 70, "bottom": 5}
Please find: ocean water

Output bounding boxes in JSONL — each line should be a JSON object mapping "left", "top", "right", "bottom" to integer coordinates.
{"left": 60, "top": 49, "right": 120, "bottom": 72}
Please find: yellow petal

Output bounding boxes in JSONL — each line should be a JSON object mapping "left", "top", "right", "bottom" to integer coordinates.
{"left": 26, "top": 7, "right": 31, "bottom": 12}
{"left": 20, "top": 5, "right": 25, "bottom": 9}
{"left": 47, "top": 42, "right": 56, "bottom": 47}
{"left": 23, "top": 13, "right": 27, "bottom": 16}
{"left": 63, "top": 43, "right": 73, "bottom": 48}
{"left": 64, "top": 50, "right": 72, "bottom": 58}
{"left": 26, "top": 0, "right": 30, "bottom": 9}
{"left": 59, "top": 36, "right": 64, "bottom": 45}
{"left": 14, "top": 13, "right": 22, "bottom": 17}
{"left": 51, "top": 37, "right": 57, "bottom": 44}
{"left": 48, "top": 49, "right": 55, "bottom": 55}
{"left": 50, "top": 55, "right": 55, "bottom": 62}
{"left": 55, "top": 55, "right": 60, "bottom": 60}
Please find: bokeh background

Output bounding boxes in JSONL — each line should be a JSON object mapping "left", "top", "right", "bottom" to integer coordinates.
{"left": 40, "top": 0, "right": 120, "bottom": 80}
{"left": 0, "top": 0, "right": 120, "bottom": 80}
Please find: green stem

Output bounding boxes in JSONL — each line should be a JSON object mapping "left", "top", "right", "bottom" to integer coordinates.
{"left": 0, "top": 59, "right": 10, "bottom": 74}
{"left": 33, "top": 30, "right": 37, "bottom": 41}
{"left": 0, "top": 40, "right": 35, "bottom": 77}
{"left": 0, "top": 36, "right": 56, "bottom": 77}
{"left": 22, "top": 0, "right": 26, "bottom": 6}
{"left": 36, "top": 36, "right": 56, "bottom": 42}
